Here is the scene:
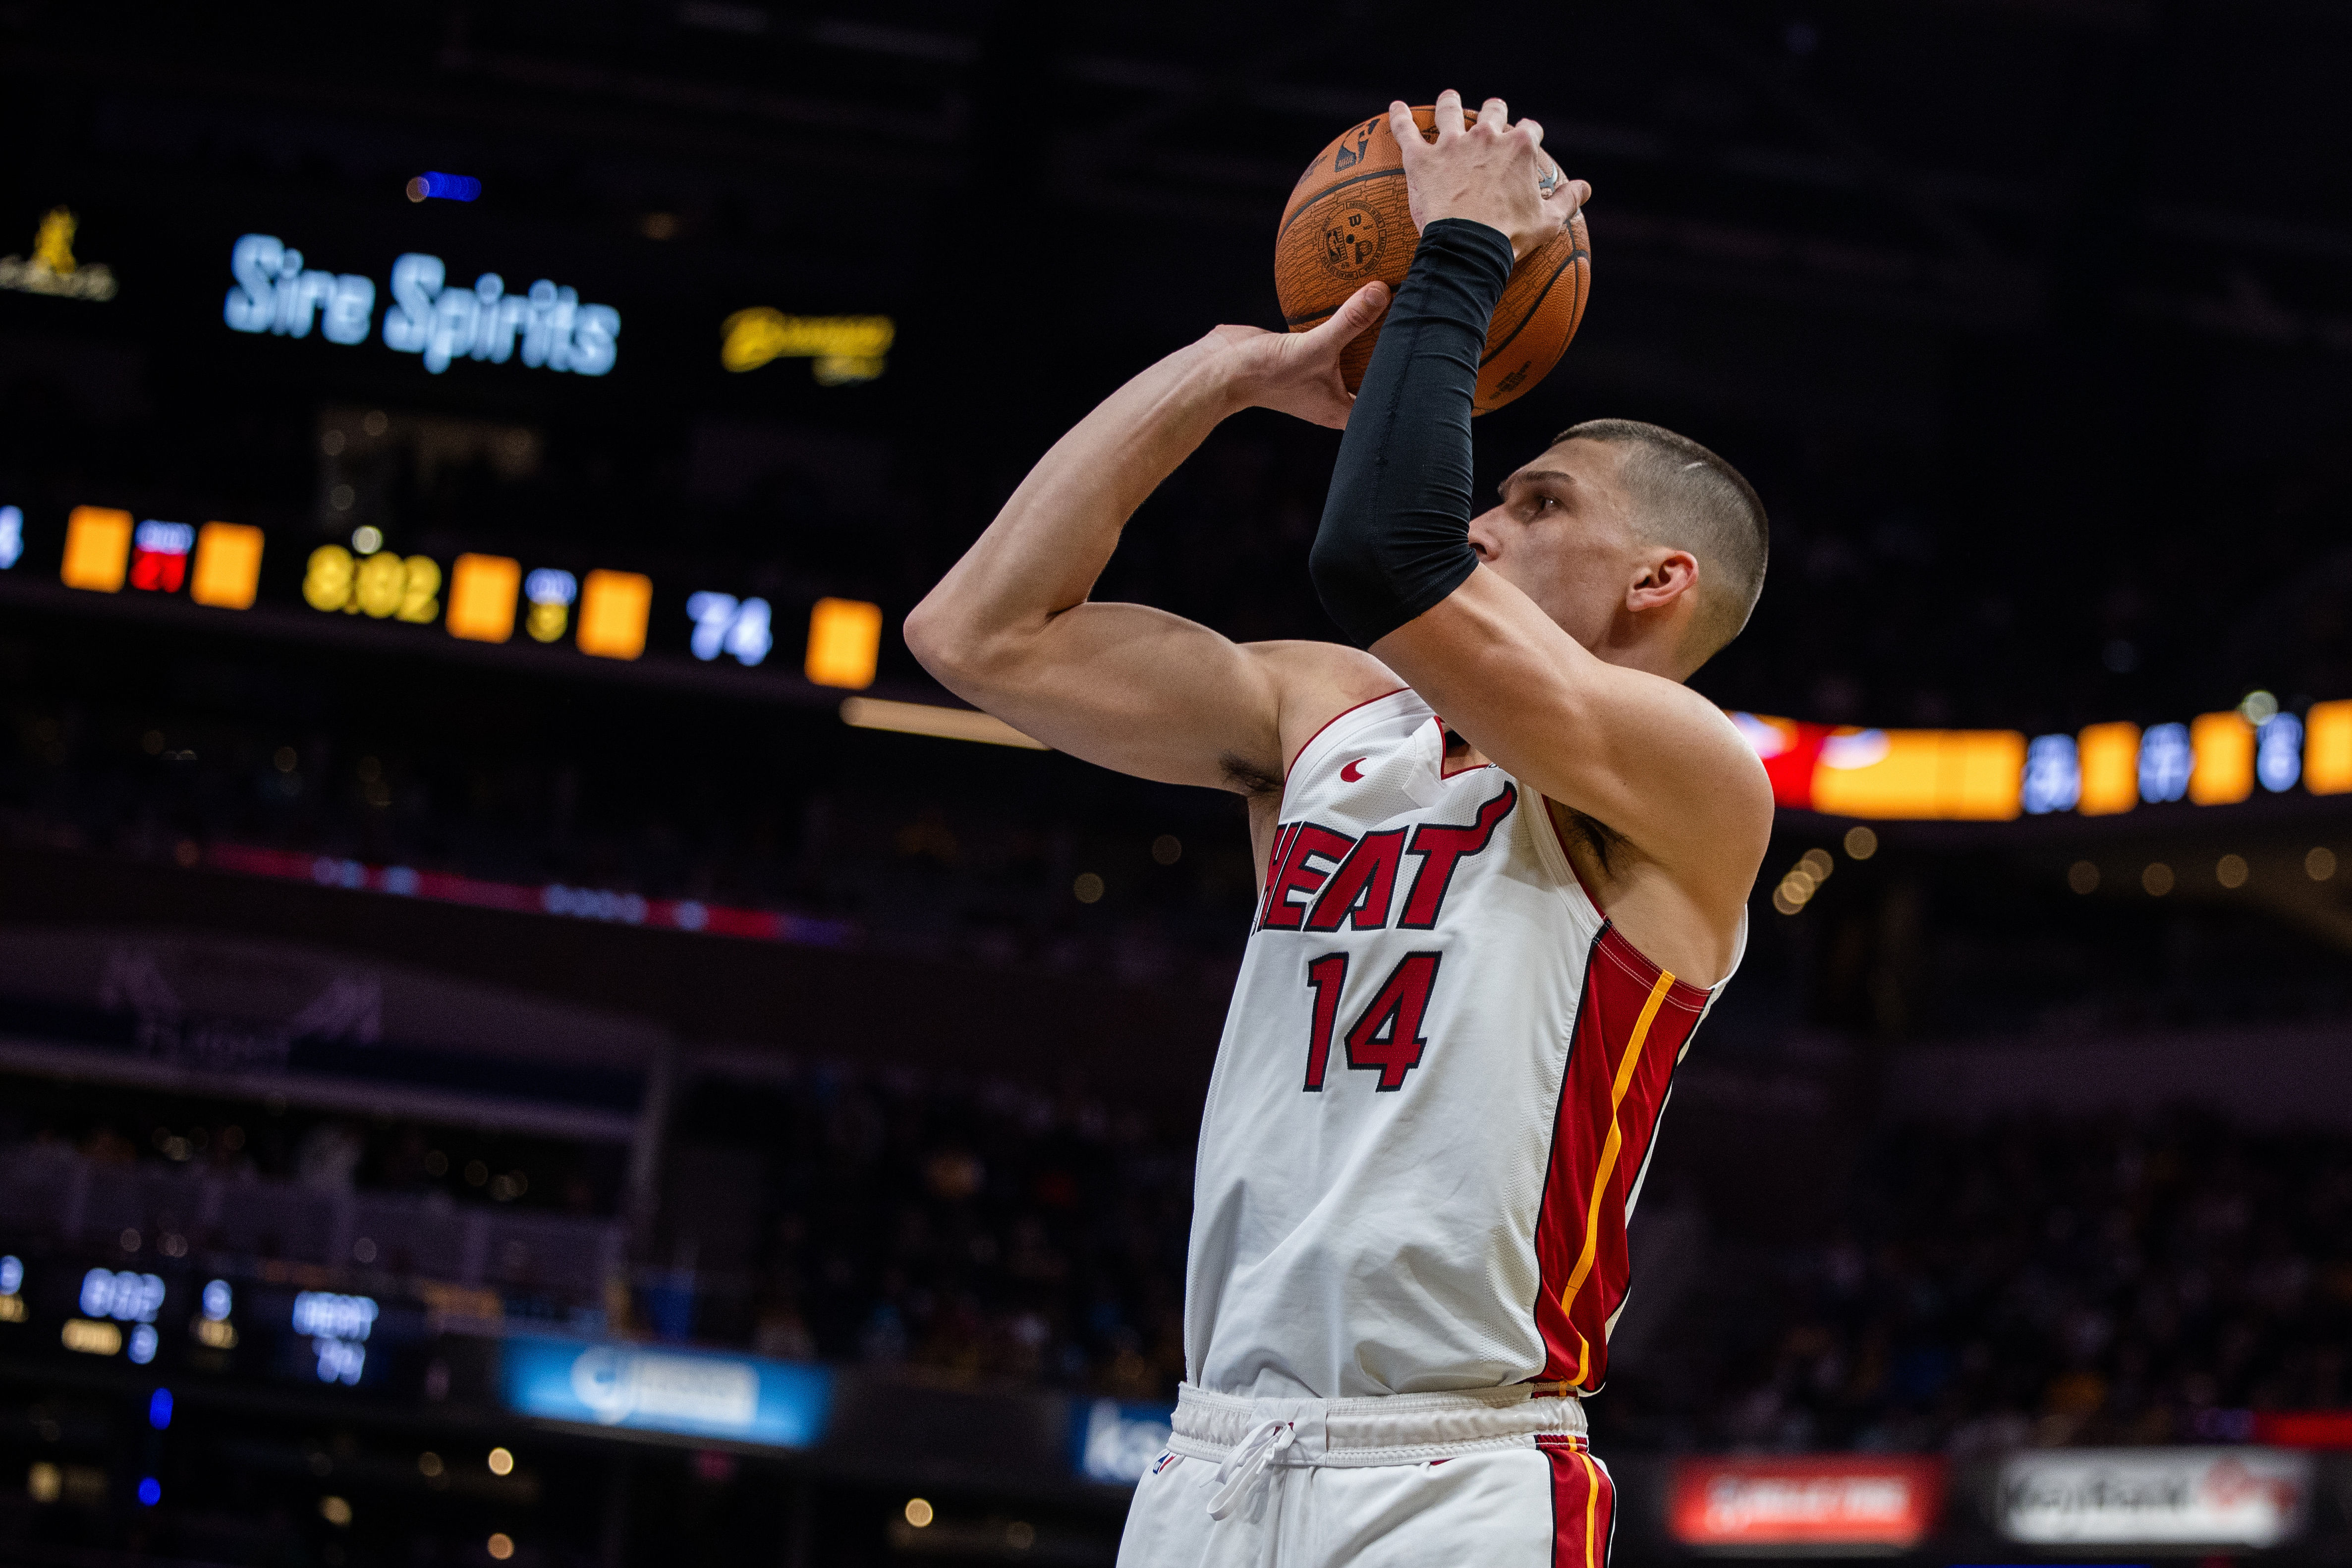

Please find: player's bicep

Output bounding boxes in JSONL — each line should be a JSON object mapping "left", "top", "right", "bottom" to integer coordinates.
{"left": 922, "top": 600, "right": 1286, "bottom": 791}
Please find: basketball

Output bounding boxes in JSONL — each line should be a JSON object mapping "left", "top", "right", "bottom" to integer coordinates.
{"left": 1275, "top": 106, "right": 1591, "bottom": 415}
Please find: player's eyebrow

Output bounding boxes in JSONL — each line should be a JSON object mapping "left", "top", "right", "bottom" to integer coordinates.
{"left": 1500, "top": 467, "right": 1578, "bottom": 499}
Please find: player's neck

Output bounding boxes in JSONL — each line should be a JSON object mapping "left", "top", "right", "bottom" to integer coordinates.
{"left": 1440, "top": 729, "right": 1491, "bottom": 770}
{"left": 1548, "top": 599, "right": 1696, "bottom": 684}
{"left": 1586, "top": 626, "right": 1690, "bottom": 684}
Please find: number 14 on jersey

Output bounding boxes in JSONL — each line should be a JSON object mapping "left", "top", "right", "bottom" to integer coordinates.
{"left": 1301, "top": 951, "right": 1443, "bottom": 1092}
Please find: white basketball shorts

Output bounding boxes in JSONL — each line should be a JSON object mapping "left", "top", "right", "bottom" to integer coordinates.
{"left": 1116, "top": 1383, "right": 1616, "bottom": 1568}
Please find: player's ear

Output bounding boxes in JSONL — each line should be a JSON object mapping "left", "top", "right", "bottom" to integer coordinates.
{"left": 1627, "top": 549, "right": 1699, "bottom": 613}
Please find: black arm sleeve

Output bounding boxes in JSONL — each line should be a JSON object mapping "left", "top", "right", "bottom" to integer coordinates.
{"left": 1308, "top": 217, "right": 1513, "bottom": 647}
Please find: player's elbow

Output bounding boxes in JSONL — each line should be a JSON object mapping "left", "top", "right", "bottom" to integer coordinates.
{"left": 903, "top": 596, "right": 1011, "bottom": 694}
{"left": 1305, "top": 528, "right": 1345, "bottom": 605}
{"left": 1309, "top": 514, "right": 1471, "bottom": 650}
{"left": 1307, "top": 530, "right": 1377, "bottom": 647}
{"left": 901, "top": 598, "right": 966, "bottom": 682}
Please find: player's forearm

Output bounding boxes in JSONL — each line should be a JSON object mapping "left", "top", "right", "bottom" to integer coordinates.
{"left": 905, "top": 338, "right": 1243, "bottom": 692}
{"left": 1307, "top": 220, "right": 1509, "bottom": 646}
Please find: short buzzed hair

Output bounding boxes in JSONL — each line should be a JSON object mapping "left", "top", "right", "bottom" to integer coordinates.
{"left": 1555, "top": 418, "right": 1768, "bottom": 665}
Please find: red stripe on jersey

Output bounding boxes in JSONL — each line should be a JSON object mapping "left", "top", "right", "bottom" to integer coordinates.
{"left": 1539, "top": 1435, "right": 1616, "bottom": 1568}
{"left": 1531, "top": 924, "right": 1710, "bottom": 1391}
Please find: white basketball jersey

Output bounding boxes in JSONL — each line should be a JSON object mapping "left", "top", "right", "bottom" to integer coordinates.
{"left": 1184, "top": 688, "right": 1739, "bottom": 1400}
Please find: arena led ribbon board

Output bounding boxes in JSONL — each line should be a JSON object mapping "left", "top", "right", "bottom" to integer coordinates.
{"left": 1732, "top": 696, "right": 2352, "bottom": 821}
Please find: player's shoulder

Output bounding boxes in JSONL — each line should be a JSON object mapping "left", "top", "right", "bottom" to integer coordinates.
{"left": 1612, "top": 667, "right": 1773, "bottom": 798}
{"left": 1569, "top": 664, "right": 1775, "bottom": 891}
{"left": 1245, "top": 639, "right": 1408, "bottom": 737}
{"left": 1635, "top": 677, "right": 1776, "bottom": 892}
{"left": 1222, "top": 640, "right": 1405, "bottom": 797}
{"left": 1237, "top": 638, "right": 1397, "bottom": 692}
{"left": 1682, "top": 689, "right": 1775, "bottom": 816}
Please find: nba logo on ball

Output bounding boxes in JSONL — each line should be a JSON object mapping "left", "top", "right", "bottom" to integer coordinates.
{"left": 1321, "top": 206, "right": 1385, "bottom": 278}
{"left": 1276, "top": 106, "right": 1591, "bottom": 414}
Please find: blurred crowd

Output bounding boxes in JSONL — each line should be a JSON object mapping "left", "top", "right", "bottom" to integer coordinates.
{"left": 659, "top": 1065, "right": 1193, "bottom": 1402}
{"left": 687, "top": 1092, "right": 2352, "bottom": 1431}
{"left": 0, "top": 678, "right": 1263, "bottom": 991}
{"left": 1602, "top": 1111, "right": 2352, "bottom": 1454}
{"left": 7, "top": 1002, "right": 2352, "bottom": 1437}
{"left": 0, "top": 1079, "right": 618, "bottom": 1220}
{"left": 13, "top": 676, "right": 2352, "bottom": 1050}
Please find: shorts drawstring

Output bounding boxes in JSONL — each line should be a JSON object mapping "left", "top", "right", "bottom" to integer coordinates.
{"left": 1205, "top": 1417, "right": 1296, "bottom": 1521}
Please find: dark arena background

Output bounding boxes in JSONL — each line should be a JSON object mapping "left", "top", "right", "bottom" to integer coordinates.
{"left": 3, "top": 2, "right": 2352, "bottom": 1564}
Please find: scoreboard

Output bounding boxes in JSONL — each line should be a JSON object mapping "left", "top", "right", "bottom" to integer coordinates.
{"left": 0, "top": 1251, "right": 425, "bottom": 1398}
{"left": 10, "top": 498, "right": 881, "bottom": 689}
{"left": 0, "top": 156, "right": 914, "bottom": 694}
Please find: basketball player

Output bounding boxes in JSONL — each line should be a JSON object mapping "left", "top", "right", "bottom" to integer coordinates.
{"left": 907, "top": 92, "right": 1771, "bottom": 1566}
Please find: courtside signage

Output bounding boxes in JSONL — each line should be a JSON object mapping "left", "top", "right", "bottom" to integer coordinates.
{"left": 1998, "top": 1448, "right": 2310, "bottom": 1548}
{"left": 2254, "top": 1410, "right": 2352, "bottom": 1448}
{"left": 1668, "top": 1455, "right": 1945, "bottom": 1552}
{"left": 225, "top": 234, "right": 620, "bottom": 375}
{"left": 1068, "top": 1397, "right": 1175, "bottom": 1487}
{"left": 499, "top": 1335, "right": 831, "bottom": 1447}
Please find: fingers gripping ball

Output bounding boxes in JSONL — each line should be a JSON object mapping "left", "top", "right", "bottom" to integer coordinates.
{"left": 1275, "top": 107, "right": 1590, "bottom": 414}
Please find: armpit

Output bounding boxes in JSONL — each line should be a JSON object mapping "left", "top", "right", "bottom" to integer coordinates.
{"left": 1560, "top": 805, "right": 1631, "bottom": 879}
{"left": 1219, "top": 752, "right": 1285, "bottom": 798}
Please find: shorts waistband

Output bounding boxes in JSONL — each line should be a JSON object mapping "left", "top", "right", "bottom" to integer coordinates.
{"left": 1169, "top": 1381, "right": 1586, "bottom": 1468}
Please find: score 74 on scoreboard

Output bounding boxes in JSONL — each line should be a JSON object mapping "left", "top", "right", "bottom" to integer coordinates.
{"left": 26, "top": 503, "right": 883, "bottom": 689}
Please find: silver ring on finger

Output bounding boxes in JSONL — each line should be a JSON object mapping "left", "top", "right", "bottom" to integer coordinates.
{"left": 1538, "top": 163, "right": 1563, "bottom": 196}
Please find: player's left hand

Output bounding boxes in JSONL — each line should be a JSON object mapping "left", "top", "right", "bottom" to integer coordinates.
{"left": 1198, "top": 279, "right": 1390, "bottom": 430}
{"left": 1391, "top": 90, "right": 1588, "bottom": 261}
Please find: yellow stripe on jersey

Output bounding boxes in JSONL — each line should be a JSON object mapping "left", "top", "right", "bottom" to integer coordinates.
{"left": 1577, "top": 1448, "right": 1603, "bottom": 1568}
{"left": 1558, "top": 968, "right": 1676, "bottom": 1384}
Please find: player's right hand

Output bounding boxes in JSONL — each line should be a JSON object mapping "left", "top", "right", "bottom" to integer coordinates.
{"left": 1392, "top": 90, "right": 1587, "bottom": 261}
{"left": 1198, "top": 280, "right": 1390, "bottom": 430}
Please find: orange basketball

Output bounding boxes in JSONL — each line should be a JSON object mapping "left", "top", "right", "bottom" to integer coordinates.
{"left": 1275, "top": 107, "right": 1591, "bottom": 415}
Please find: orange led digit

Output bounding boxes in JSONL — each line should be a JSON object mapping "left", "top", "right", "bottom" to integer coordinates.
{"left": 2076, "top": 722, "right": 2140, "bottom": 816}
{"left": 2187, "top": 711, "right": 2255, "bottom": 805}
{"left": 805, "top": 597, "right": 883, "bottom": 689}
{"left": 2308, "top": 701, "right": 2352, "bottom": 796}
{"left": 190, "top": 522, "right": 264, "bottom": 609}
{"left": 577, "top": 569, "right": 652, "bottom": 660}
{"left": 447, "top": 554, "right": 521, "bottom": 643}
{"left": 60, "top": 506, "right": 132, "bottom": 592}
